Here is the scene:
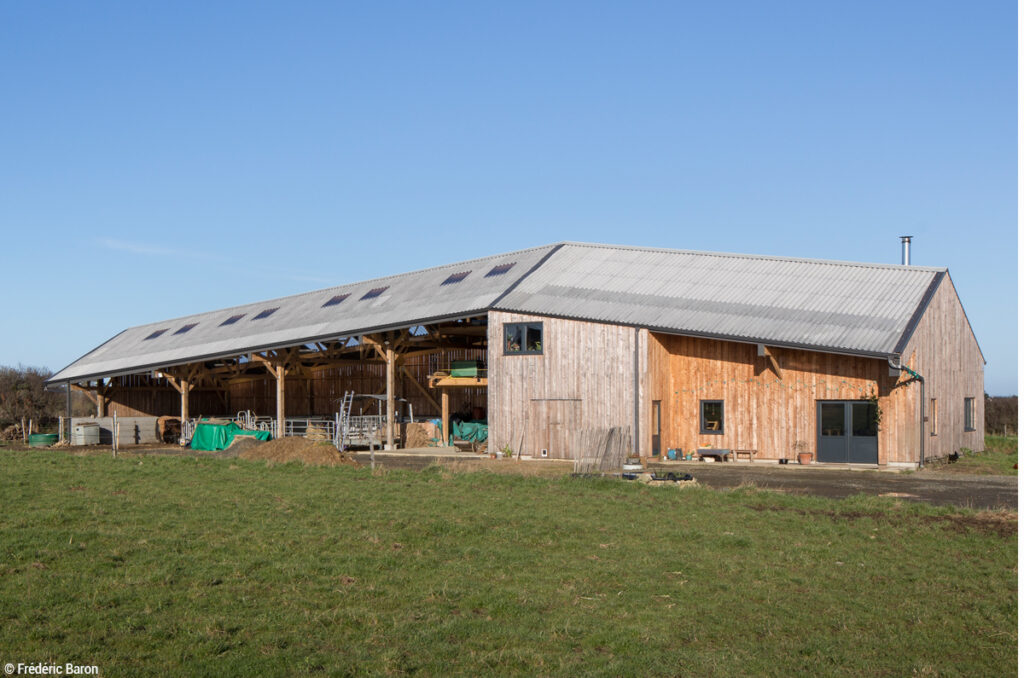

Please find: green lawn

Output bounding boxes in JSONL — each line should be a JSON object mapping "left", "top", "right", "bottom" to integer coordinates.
{"left": 0, "top": 450, "right": 1016, "bottom": 677}
{"left": 924, "top": 435, "right": 1018, "bottom": 475}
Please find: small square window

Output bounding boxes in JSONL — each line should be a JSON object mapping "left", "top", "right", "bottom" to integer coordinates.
{"left": 700, "top": 400, "right": 724, "bottom": 435}
{"left": 144, "top": 329, "right": 168, "bottom": 341}
{"left": 442, "top": 271, "right": 471, "bottom": 285}
{"left": 361, "top": 286, "right": 388, "bottom": 300}
{"left": 486, "top": 262, "right": 516, "bottom": 277}
{"left": 964, "top": 397, "right": 976, "bottom": 432}
{"left": 503, "top": 322, "right": 543, "bottom": 355}
{"left": 323, "top": 294, "right": 350, "bottom": 307}
{"left": 174, "top": 323, "right": 198, "bottom": 335}
{"left": 252, "top": 307, "right": 279, "bottom": 320}
{"left": 221, "top": 314, "right": 245, "bottom": 326}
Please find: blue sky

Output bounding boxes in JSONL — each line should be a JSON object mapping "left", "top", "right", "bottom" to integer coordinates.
{"left": 0, "top": 2, "right": 1016, "bottom": 394}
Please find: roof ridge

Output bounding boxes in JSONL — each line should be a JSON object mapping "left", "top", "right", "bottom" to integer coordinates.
{"left": 557, "top": 241, "right": 947, "bottom": 273}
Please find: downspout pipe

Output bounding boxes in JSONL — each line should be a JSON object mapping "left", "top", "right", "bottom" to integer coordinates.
{"left": 890, "top": 356, "right": 925, "bottom": 468}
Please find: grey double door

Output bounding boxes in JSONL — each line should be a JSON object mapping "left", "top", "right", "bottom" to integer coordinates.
{"left": 817, "top": 400, "right": 878, "bottom": 464}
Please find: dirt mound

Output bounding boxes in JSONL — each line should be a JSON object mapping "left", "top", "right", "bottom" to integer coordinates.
{"left": 222, "top": 435, "right": 266, "bottom": 456}
{"left": 238, "top": 436, "right": 357, "bottom": 467}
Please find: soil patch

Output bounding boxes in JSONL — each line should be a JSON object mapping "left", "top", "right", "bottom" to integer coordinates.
{"left": 239, "top": 436, "right": 357, "bottom": 467}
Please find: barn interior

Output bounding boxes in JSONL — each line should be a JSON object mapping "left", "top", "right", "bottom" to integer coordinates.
{"left": 71, "top": 316, "right": 491, "bottom": 450}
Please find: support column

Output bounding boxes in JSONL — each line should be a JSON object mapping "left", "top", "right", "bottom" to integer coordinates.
{"left": 276, "top": 364, "right": 286, "bottom": 439}
{"left": 386, "top": 342, "right": 395, "bottom": 450}
{"left": 180, "top": 380, "right": 190, "bottom": 423}
{"left": 441, "top": 389, "right": 450, "bottom": 447}
{"left": 96, "top": 389, "right": 106, "bottom": 418}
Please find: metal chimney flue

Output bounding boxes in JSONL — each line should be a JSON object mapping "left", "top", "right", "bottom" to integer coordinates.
{"left": 900, "top": 235, "right": 912, "bottom": 265}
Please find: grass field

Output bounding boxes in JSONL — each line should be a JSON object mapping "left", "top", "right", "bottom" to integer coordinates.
{"left": 922, "top": 434, "right": 1019, "bottom": 476}
{"left": 0, "top": 450, "right": 1016, "bottom": 677}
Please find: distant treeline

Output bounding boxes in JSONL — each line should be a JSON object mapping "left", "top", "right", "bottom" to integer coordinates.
{"left": 0, "top": 365, "right": 93, "bottom": 433}
{"left": 985, "top": 395, "right": 1017, "bottom": 436}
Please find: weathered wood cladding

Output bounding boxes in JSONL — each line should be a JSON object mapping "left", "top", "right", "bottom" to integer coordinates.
{"left": 647, "top": 333, "right": 920, "bottom": 464}
{"left": 104, "top": 350, "right": 486, "bottom": 420}
{"left": 487, "top": 311, "right": 647, "bottom": 460}
{"left": 900, "top": 274, "right": 985, "bottom": 458}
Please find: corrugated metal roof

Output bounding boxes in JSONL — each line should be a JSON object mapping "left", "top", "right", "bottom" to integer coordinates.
{"left": 49, "top": 241, "right": 947, "bottom": 383}
{"left": 50, "top": 245, "right": 557, "bottom": 382}
{"left": 496, "top": 243, "right": 945, "bottom": 357}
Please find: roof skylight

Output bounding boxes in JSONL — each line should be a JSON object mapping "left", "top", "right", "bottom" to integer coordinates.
{"left": 221, "top": 314, "right": 245, "bottom": 326}
{"left": 252, "top": 307, "right": 279, "bottom": 320}
{"left": 360, "top": 286, "right": 388, "bottom": 300}
{"left": 173, "top": 323, "right": 198, "bottom": 335}
{"left": 442, "top": 271, "right": 471, "bottom": 285}
{"left": 485, "top": 262, "right": 516, "bottom": 277}
{"left": 323, "top": 293, "right": 351, "bottom": 307}
{"left": 144, "top": 329, "right": 168, "bottom": 341}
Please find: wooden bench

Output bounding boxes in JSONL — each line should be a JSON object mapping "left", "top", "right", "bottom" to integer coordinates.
{"left": 733, "top": 449, "right": 757, "bottom": 462}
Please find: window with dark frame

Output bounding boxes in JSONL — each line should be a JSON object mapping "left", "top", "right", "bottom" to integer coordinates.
{"left": 174, "top": 323, "right": 198, "bottom": 335}
{"left": 700, "top": 400, "right": 724, "bottom": 435}
{"left": 144, "top": 329, "right": 168, "bottom": 341}
{"left": 221, "top": 314, "right": 245, "bottom": 326}
{"left": 503, "top": 322, "right": 543, "bottom": 355}
{"left": 930, "top": 398, "right": 937, "bottom": 436}
{"left": 964, "top": 397, "right": 976, "bottom": 432}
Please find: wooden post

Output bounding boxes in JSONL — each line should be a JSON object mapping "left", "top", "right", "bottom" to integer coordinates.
{"left": 441, "top": 389, "right": 450, "bottom": 447}
{"left": 276, "top": 364, "right": 286, "bottom": 439}
{"left": 96, "top": 391, "right": 106, "bottom": 418}
{"left": 386, "top": 342, "right": 395, "bottom": 450}
{"left": 180, "top": 380, "right": 190, "bottom": 424}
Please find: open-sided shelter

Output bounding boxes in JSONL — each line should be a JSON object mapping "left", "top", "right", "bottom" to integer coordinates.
{"left": 49, "top": 242, "right": 984, "bottom": 467}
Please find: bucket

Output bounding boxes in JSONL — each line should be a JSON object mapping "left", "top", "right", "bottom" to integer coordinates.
{"left": 667, "top": 449, "right": 677, "bottom": 460}
{"left": 28, "top": 433, "right": 59, "bottom": 448}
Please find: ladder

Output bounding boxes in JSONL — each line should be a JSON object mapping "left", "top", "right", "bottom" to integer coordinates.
{"left": 335, "top": 391, "right": 355, "bottom": 450}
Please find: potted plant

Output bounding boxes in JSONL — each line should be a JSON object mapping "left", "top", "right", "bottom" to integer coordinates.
{"left": 793, "top": 440, "right": 812, "bottom": 465}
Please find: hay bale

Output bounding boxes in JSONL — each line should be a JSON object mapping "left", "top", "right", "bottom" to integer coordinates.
{"left": 402, "top": 422, "right": 438, "bottom": 449}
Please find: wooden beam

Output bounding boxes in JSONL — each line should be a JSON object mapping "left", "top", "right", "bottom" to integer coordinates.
{"left": 386, "top": 342, "right": 395, "bottom": 450}
{"left": 275, "top": 363, "right": 286, "bottom": 438}
{"left": 400, "top": 366, "right": 442, "bottom": 415}
{"left": 429, "top": 375, "right": 488, "bottom": 389}
{"left": 441, "top": 389, "right": 450, "bottom": 447}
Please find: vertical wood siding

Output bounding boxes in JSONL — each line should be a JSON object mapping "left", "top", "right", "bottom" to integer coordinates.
{"left": 487, "top": 311, "right": 646, "bottom": 460}
{"left": 900, "top": 274, "right": 986, "bottom": 458}
{"left": 106, "top": 349, "right": 487, "bottom": 420}
{"left": 647, "top": 333, "right": 916, "bottom": 463}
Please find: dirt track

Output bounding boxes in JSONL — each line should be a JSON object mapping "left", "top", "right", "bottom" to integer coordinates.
{"left": 353, "top": 451, "right": 1018, "bottom": 510}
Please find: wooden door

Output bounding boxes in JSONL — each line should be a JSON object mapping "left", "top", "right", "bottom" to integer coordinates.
{"left": 529, "top": 399, "right": 582, "bottom": 459}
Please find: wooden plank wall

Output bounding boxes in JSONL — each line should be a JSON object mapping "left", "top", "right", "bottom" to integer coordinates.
{"left": 487, "top": 311, "right": 647, "bottom": 459}
{"left": 901, "top": 274, "right": 986, "bottom": 458}
{"left": 104, "top": 349, "right": 486, "bottom": 420}
{"left": 103, "top": 374, "right": 223, "bottom": 418}
{"left": 647, "top": 333, "right": 919, "bottom": 464}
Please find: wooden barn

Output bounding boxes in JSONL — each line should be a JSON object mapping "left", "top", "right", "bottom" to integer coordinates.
{"left": 49, "top": 242, "right": 984, "bottom": 467}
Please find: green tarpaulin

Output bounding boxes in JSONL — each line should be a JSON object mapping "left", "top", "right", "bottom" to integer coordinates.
{"left": 189, "top": 421, "right": 272, "bottom": 451}
{"left": 451, "top": 419, "right": 488, "bottom": 443}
